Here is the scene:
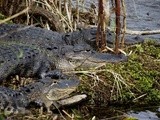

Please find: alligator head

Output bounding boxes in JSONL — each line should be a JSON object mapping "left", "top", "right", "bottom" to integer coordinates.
{"left": 56, "top": 44, "right": 127, "bottom": 70}
{"left": 63, "top": 27, "right": 110, "bottom": 49}
{"left": 64, "top": 27, "right": 144, "bottom": 48}
{"left": 41, "top": 78, "right": 86, "bottom": 111}
{"left": 42, "top": 77, "right": 80, "bottom": 112}
{"left": 42, "top": 78, "right": 79, "bottom": 101}
{"left": 20, "top": 77, "right": 79, "bottom": 112}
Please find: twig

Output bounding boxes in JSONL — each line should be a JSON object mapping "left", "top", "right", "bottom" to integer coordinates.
{"left": 65, "top": 1, "right": 73, "bottom": 31}
{"left": 114, "top": 0, "right": 121, "bottom": 54}
{"left": 126, "top": 29, "right": 160, "bottom": 35}
{"left": 52, "top": 103, "right": 66, "bottom": 120}
{"left": 96, "top": 0, "right": 107, "bottom": 51}
{"left": 62, "top": 110, "right": 74, "bottom": 119}
{"left": 0, "top": 7, "right": 29, "bottom": 24}
{"left": 76, "top": 0, "right": 80, "bottom": 23}
{"left": 133, "top": 93, "right": 147, "bottom": 101}
{"left": 120, "top": 0, "right": 126, "bottom": 48}
{"left": 107, "top": 26, "right": 160, "bottom": 35}
{"left": 105, "top": 115, "right": 127, "bottom": 120}
{"left": 51, "top": 2, "right": 73, "bottom": 31}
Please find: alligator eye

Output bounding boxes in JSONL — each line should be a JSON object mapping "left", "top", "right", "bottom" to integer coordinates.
{"left": 108, "top": 32, "right": 112, "bottom": 36}
{"left": 0, "top": 60, "right": 4, "bottom": 64}
{"left": 53, "top": 80, "right": 58, "bottom": 84}
{"left": 53, "top": 46, "right": 58, "bottom": 49}
{"left": 69, "top": 59, "right": 75, "bottom": 63}
{"left": 65, "top": 34, "right": 70, "bottom": 37}
{"left": 6, "top": 106, "right": 13, "bottom": 111}
{"left": 47, "top": 47, "right": 52, "bottom": 50}
{"left": 86, "top": 49, "right": 91, "bottom": 52}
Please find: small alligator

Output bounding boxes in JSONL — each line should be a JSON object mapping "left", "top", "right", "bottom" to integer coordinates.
{"left": 0, "top": 77, "right": 80, "bottom": 115}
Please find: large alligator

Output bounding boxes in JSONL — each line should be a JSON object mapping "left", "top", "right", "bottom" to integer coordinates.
{"left": 0, "top": 23, "right": 129, "bottom": 82}
{"left": 0, "top": 77, "right": 82, "bottom": 115}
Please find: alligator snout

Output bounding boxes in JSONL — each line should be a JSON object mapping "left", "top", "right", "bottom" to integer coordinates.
{"left": 65, "top": 50, "right": 128, "bottom": 69}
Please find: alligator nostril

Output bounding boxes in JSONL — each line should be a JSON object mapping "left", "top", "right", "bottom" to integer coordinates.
{"left": 86, "top": 49, "right": 91, "bottom": 52}
{"left": 53, "top": 80, "right": 58, "bottom": 84}
{"left": 47, "top": 47, "right": 52, "bottom": 50}
{"left": 108, "top": 32, "right": 112, "bottom": 36}
{"left": 53, "top": 46, "right": 58, "bottom": 49}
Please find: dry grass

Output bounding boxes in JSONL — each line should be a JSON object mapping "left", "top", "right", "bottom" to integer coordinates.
{"left": 0, "top": 0, "right": 99, "bottom": 32}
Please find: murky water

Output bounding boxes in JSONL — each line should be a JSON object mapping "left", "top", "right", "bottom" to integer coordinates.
{"left": 73, "top": 0, "right": 160, "bottom": 43}
{"left": 127, "top": 107, "right": 160, "bottom": 120}
{"left": 125, "top": 0, "right": 160, "bottom": 43}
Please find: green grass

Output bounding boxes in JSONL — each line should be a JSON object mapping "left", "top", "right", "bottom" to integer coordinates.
{"left": 79, "top": 41, "right": 160, "bottom": 105}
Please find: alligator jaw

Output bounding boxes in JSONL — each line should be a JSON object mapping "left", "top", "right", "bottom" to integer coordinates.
{"left": 86, "top": 52, "right": 128, "bottom": 62}
{"left": 57, "top": 94, "right": 87, "bottom": 106}
{"left": 46, "top": 86, "right": 77, "bottom": 101}
{"left": 50, "top": 94, "right": 87, "bottom": 110}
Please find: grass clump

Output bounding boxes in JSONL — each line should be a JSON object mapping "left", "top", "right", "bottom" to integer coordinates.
{"left": 78, "top": 41, "right": 160, "bottom": 106}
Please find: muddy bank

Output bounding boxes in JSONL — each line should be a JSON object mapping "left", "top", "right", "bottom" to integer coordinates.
{"left": 74, "top": 0, "right": 160, "bottom": 43}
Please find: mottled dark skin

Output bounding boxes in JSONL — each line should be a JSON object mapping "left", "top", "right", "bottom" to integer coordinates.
{"left": 0, "top": 24, "right": 129, "bottom": 82}
{"left": 0, "top": 86, "right": 28, "bottom": 114}
{"left": 0, "top": 42, "right": 56, "bottom": 81}
{"left": 0, "top": 77, "right": 79, "bottom": 114}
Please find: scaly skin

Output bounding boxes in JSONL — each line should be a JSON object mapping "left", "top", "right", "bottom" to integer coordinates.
{"left": 0, "top": 77, "right": 79, "bottom": 114}
{"left": 0, "top": 24, "right": 128, "bottom": 82}
{"left": 0, "top": 86, "right": 28, "bottom": 115}
{"left": 0, "top": 42, "right": 57, "bottom": 81}
{"left": 0, "top": 24, "right": 144, "bottom": 47}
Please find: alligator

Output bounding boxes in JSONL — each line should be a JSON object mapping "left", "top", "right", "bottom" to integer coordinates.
{"left": 0, "top": 77, "right": 81, "bottom": 115}
{"left": 0, "top": 23, "right": 130, "bottom": 82}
